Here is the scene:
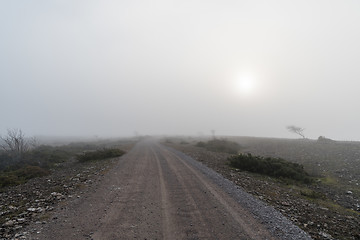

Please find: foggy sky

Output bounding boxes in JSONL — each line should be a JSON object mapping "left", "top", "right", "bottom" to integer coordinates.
{"left": 1, "top": 0, "right": 360, "bottom": 140}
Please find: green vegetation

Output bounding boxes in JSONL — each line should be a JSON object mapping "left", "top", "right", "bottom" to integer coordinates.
{"left": 76, "top": 148, "right": 125, "bottom": 162}
{"left": 0, "top": 141, "right": 126, "bottom": 188}
{"left": 228, "top": 153, "right": 312, "bottom": 184}
{"left": 320, "top": 175, "right": 338, "bottom": 185}
{"left": 0, "top": 144, "right": 95, "bottom": 171}
{"left": 0, "top": 145, "right": 79, "bottom": 188}
{"left": 196, "top": 139, "right": 241, "bottom": 154}
{"left": 0, "top": 166, "right": 50, "bottom": 188}
{"left": 300, "top": 188, "right": 326, "bottom": 199}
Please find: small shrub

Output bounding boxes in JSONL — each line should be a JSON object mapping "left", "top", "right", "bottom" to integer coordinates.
{"left": 0, "top": 143, "right": 124, "bottom": 188}
{"left": 0, "top": 166, "right": 50, "bottom": 188}
{"left": 196, "top": 141, "right": 206, "bottom": 147}
{"left": 76, "top": 148, "right": 125, "bottom": 162}
{"left": 196, "top": 139, "right": 241, "bottom": 154}
{"left": 317, "top": 136, "right": 335, "bottom": 143}
{"left": 300, "top": 189, "right": 326, "bottom": 199}
{"left": 14, "top": 166, "right": 50, "bottom": 180}
{"left": 228, "top": 153, "right": 312, "bottom": 184}
{"left": 0, "top": 143, "right": 126, "bottom": 188}
{"left": 0, "top": 151, "right": 12, "bottom": 171}
{"left": 0, "top": 174, "right": 20, "bottom": 188}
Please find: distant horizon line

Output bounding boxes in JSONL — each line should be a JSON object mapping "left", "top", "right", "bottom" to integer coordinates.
{"left": 24, "top": 134, "right": 360, "bottom": 143}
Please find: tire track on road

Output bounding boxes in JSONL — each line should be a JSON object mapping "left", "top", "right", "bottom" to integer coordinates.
{"left": 27, "top": 140, "right": 310, "bottom": 240}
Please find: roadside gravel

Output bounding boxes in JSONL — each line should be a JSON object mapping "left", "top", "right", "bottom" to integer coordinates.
{"left": 167, "top": 142, "right": 360, "bottom": 240}
{"left": 166, "top": 146, "right": 311, "bottom": 240}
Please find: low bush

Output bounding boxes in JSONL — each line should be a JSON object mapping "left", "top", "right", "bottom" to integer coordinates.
{"left": 300, "top": 189, "right": 326, "bottom": 199}
{"left": 196, "top": 141, "right": 206, "bottom": 147}
{"left": 0, "top": 145, "right": 85, "bottom": 172}
{"left": 0, "top": 143, "right": 101, "bottom": 188}
{"left": 76, "top": 148, "right": 125, "bottom": 162}
{"left": 0, "top": 142, "right": 127, "bottom": 188}
{"left": 0, "top": 174, "right": 20, "bottom": 188}
{"left": 15, "top": 165, "right": 50, "bottom": 180}
{"left": 22, "top": 146, "right": 75, "bottom": 168}
{"left": 196, "top": 139, "right": 241, "bottom": 154}
{"left": 0, "top": 166, "right": 50, "bottom": 188}
{"left": 228, "top": 153, "right": 312, "bottom": 184}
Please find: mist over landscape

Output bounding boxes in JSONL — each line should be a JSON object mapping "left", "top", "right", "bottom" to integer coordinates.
{"left": 1, "top": 0, "right": 360, "bottom": 140}
{"left": 2, "top": 2, "right": 360, "bottom": 239}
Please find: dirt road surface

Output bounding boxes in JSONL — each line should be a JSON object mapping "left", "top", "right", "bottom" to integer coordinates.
{"left": 27, "top": 140, "right": 311, "bottom": 240}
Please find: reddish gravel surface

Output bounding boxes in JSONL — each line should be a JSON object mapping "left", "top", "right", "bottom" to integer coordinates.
{"left": 23, "top": 140, "right": 310, "bottom": 240}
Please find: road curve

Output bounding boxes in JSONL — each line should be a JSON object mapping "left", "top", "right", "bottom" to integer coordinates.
{"left": 28, "top": 140, "right": 311, "bottom": 240}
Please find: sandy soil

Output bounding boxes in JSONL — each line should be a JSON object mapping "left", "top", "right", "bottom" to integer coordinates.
{"left": 25, "top": 140, "right": 310, "bottom": 240}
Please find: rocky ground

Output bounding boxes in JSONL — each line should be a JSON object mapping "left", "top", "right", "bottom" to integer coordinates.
{"left": 1, "top": 138, "right": 359, "bottom": 240}
{"left": 0, "top": 144, "right": 133, "bottom": 240}
{"left": 167, "top": 142, "right": 360, "bottom": 240}
{"left": 19, "top": 140, "right": 308, "bottom": 240}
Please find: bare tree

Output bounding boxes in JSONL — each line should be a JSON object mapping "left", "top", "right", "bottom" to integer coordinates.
{"left": 28, "top": 136, "right": 39, "bottom": 149}
{"left": 0, "top": 129, "right": 29, "bottom": 159}
{"left": 287, "top": 125, "right": 305, "bottom": 138}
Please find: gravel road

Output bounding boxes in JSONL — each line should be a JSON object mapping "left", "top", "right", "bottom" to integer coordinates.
{"left": 27, "top": 140, "right": 311, "bottom": 240}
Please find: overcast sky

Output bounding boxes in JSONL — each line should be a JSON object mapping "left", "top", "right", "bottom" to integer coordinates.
{"left": 1, "top": 0, "right": 360, "bottom": 140}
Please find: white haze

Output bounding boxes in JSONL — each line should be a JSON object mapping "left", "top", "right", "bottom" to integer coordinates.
{"left": 1, "top": 0, "right": 360, "bottom": 140}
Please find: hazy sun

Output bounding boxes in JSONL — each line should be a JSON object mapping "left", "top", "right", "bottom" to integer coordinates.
{"left": 235, "top": 73, "right": 257, "bottom": 96}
